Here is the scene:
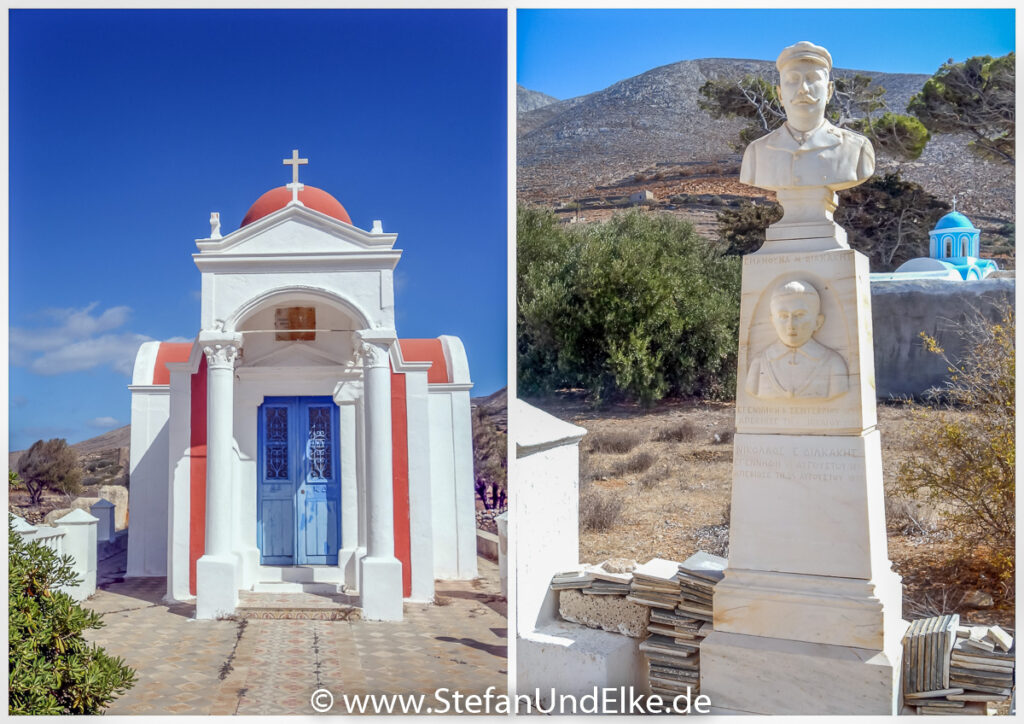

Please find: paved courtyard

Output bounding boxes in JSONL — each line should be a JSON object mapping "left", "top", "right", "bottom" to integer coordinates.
{"left": 83, "top": 558, "right": 507, "bottom": 715}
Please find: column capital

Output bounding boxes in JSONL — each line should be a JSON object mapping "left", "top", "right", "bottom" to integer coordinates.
{"left": 354, "top": 328, "right": 396, "bottom": 369}
{"left": 199, "top": 330, "right": 243, "bottom": 370}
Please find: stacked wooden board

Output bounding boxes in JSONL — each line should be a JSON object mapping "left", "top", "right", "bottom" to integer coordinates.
{"left": 629, "top": 552, "right": 726, "bottom": 699}
{"left": 904, "top": 616, "right": 1015, "bottom": 715}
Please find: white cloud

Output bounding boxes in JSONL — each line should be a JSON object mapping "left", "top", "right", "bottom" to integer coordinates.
{"left": 29, "top": 333, "right": 152, "bottom": 376}
{"left": 11, "top": 303, "right": 166, "bottom": 376}
{"left": 88, "top": 416, "right": 121, "bottom": 429}
{"left": 11, "top": 303, "right": 133, "bottom": 354}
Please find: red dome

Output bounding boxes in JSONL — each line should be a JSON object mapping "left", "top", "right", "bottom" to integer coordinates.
{"left": 240, "top": 186, "right": 352, "bottom": 227}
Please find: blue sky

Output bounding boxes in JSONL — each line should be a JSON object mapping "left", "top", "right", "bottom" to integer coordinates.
{"left": 9, "top": 9, "right": 507, "bottom": 451}
{"left": 518, "top": 9, "right": 1015, "bottom": 100}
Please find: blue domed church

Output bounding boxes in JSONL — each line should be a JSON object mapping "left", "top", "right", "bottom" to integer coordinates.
{"left": 888, "top": 201, "right": 999, "bottom": 281}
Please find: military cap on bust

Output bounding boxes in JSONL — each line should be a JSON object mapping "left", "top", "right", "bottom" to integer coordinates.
{"left": 776, "top": 41, "right": 832, "bottom": 73}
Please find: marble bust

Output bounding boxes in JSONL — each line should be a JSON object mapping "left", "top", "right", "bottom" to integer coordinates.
{"left": 740, "top": 41, "right": 875, "bottom": 193}
{"left": 745, "top": 280, "right": 849, "bottom": 401}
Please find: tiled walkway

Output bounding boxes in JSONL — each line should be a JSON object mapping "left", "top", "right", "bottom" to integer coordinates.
{"left": 83, "top": 559, "right": 507, "bottom": 715}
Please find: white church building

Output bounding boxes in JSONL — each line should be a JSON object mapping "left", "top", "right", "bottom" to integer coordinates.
{"left": 126, "top": 151, "right": 477, "bottom": 621}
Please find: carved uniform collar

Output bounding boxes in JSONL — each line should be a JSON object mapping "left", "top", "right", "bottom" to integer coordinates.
{"left": 768, "top": 120, "right": 842, "bottom": 152}
{"left": 766, "top": 338, "right": 830, "bottom": 363}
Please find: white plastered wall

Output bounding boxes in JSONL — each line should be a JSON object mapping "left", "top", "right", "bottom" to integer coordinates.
{"left": 512, "top": 399, "right": 586, "bottom": 633}
{"left": 165, "top": 357, "right": 197, "bottom": 602}
{"left": 127, "top": 341, "right": 171, "bottom": 578}
{"left": 427, "top": 336, "right": 477, "bottom": 580}
{"left": 393, "top": 352, "right": 435, "bottom": 602}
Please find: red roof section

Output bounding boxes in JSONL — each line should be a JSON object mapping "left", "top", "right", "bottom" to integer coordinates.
{"left": 152, "top": 342, "right": 194, "bottom": 385}
{"left": 398, "top": 339, "right": 450, "bottom": 384}
{"left": 240, "top": 185, "right": 353, "bottom": 227}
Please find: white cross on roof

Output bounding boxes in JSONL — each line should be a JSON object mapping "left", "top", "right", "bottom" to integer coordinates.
{"left": 283, "top": 149, "right": 308, "bottom": 204}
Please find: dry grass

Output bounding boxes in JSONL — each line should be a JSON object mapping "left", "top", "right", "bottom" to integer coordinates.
{"left": 608, "top": 451, "right": 656, "bottom": 477}
{"left": 654, "top": 421, "right": 701, "bottom": 443}
{"left": 579, "top": 482, "right": 626, "bottom": 531}
{"left": 528, "top": 396, "right": 1014, "bottom": 629}
{"left": 586, "top": 429, "right": 642, "bottom": 455}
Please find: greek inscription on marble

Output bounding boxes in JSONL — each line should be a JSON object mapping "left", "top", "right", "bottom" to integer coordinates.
{"left": 734, "top": 440, "right": 862, "bottom": 484}
{"left": 744, "top": 252, "right": 837, "bottom": 266}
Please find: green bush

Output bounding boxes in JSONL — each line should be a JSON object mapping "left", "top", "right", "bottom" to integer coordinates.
{"left": 895, "top": 307, "right": 1015, "bottom": 577}
{"left": 715, "top": 201, "right": 783, "bottom": 256}
{"left": 9, "top": 518, "right": 135, "bottom": 714}
{"left": 518, "top": 206, "right": 741, "bottom": 405}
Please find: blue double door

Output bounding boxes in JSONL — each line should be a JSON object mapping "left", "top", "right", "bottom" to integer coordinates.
{"left": 257, "top": 396, "right": 341, "bottom": 565}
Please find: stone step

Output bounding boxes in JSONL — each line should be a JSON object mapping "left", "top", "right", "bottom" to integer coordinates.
{"left": 256, "top": 565, "right": 345, "bottom": 584}
{"left": 251, "top": 581, "right": 341, "bottom": 594}
{"left": 236, "top": 590, "right": 361, "bottom": 621}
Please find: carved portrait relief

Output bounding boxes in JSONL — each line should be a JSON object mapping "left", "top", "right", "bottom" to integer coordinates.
{"left": 745, "top": 279, "right": 849, "bottom": 401}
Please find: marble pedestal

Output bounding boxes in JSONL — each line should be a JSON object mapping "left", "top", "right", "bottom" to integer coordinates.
{"left": 701, "top": 245, "right": 905, "bottom": 714}
{"left": 701, "top": 629, "right": 904, "bottom": 715}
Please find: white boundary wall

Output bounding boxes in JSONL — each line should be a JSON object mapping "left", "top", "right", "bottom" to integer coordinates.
{"left": 12, "top": 511, "right": 97, "bottom": 601}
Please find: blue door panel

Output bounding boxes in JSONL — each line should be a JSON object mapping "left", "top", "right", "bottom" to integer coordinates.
{"left": 257, "top": 396, "right": 341, "bottom": 565}
{"left": 261, "top": 500, "right": 294, "bottom": 561}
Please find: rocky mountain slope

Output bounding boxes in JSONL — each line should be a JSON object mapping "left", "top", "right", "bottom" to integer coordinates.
{"left": 9, "top": 425, "right": 130, "bottom": 479}
{"left": 517, "top": 84, "right": 560, "bottom": 114}
{"left": 518, "top": 58, "right": 1014, "bottom": 223}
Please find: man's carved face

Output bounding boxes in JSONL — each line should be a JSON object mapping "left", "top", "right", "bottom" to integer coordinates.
{"left": 770, "top": 289, "right": 824, "bottom": 348}
{"left": 777, "top": 59, "right": 833, "bottom": 127}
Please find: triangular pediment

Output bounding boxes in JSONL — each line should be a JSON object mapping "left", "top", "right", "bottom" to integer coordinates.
{"left": 196, "top": 204, "right": 398, "bottom": 257}
{"left": 244, "top": 343, "right": 352, "bottom": 369}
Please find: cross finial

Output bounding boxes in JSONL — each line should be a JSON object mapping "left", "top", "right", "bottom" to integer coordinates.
{"left": 283, "top": 149, "right": 308, "bottom": 204}
{"left": 952, "top": 194, "right": 958, "bottom": 212}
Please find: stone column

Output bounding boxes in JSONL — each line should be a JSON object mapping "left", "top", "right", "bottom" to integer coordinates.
{"left": 195, "top": 330, "right": 243, "bottom": 620}
{"left": 333, "top": 380, "right": 362, "bottom": 592}
{"left": 355, "top": 329, "right": 404, "bottom": 621}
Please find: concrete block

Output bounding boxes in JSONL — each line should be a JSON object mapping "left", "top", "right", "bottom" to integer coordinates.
{"left": 871, "top": 278, "right": 1015, "bottom": 399}
{"left": 518, "top": 622, "right": 645, "bottom": 704}
{"left": 559, "top": 589, "right": 649, "bottom": 638}
{"left": 195, "top": 554, "right": 239, "bottom": 620}
{"left": 497, "top": 512, "right": 508, "bottom": 599}
{"left": 360, "top": 555, "right": 403, "bottom": 621}
{"left": 476, "top": 529, "right": 499, "bottom": 562}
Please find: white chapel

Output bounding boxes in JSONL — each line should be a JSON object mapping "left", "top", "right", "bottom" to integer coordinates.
{"left": 126, "top": 151, "right": 477, "bottom": 621}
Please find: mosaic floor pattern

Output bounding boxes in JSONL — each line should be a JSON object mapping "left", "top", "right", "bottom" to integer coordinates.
{"left": 82, "top": 558, "right": 508, "bottom": 715}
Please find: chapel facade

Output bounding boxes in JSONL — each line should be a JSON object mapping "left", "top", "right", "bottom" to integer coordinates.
{"left": 126, "top": 152, "right": 477, "bottom": 621}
